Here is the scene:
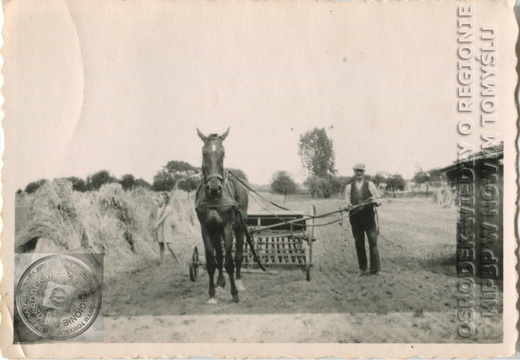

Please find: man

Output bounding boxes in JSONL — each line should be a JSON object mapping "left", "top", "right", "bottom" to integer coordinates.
{"left": 344, "top": 163, "right": 383, "bottom": 276}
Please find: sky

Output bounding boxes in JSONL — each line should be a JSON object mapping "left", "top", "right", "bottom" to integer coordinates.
{"left": 3, "top": 0, "right": 515, "bottom": 189}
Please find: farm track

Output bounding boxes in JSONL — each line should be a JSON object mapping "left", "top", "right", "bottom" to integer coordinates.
{"left": 99, "top": 196, "right": 504, "bottom": 342}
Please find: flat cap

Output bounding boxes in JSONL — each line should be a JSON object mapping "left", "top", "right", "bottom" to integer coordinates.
{"left": 353, "top": 163, "right": 366, "bottom": 170}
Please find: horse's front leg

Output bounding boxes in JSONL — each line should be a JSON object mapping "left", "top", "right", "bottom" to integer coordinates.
{"left": 214, "top": 233, "right": 226, "bottom": 288}
{"left": 224, "top": 223, "right": 239, "bottom": 303}
{"left": 201, "top": 227, "right": 217, "bottom": 304}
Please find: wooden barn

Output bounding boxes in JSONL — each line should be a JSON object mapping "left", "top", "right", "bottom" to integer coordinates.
{"left": 440, "top": 143, "right": 503, "bottom": 280}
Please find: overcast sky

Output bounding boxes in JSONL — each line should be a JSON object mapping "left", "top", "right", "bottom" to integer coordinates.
{"left": 4, "top": 0, "right": 514, "bottom": 189}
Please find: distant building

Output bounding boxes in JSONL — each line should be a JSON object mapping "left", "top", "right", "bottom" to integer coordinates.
{"left": 440, "top": 143, "right": 503, "bottom": 279}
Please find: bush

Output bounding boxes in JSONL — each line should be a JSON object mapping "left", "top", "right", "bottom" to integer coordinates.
{"left": 305, "top": 175, "right": 350, "bottom": 198}
{"left": 306, "top": 176, "right": 331, "bottom": 198}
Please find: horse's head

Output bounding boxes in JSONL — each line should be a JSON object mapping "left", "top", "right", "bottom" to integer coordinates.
{"left": 197, "top": 128, "right": 229, "bottom": 198}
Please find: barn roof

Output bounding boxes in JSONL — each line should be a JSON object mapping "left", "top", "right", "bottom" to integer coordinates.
{"left": 440, "top": 142, "right": 503, "bottom": 180}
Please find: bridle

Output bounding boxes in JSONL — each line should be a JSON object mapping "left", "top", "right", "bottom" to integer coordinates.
{"left": 201, "top": 136, "right": 228, "bottom": 192}
{"left": 202, "top": 169, "right": 227, "bottom": 189}
{"left": 203, "top": 171, "right": 225, "bottom": 186}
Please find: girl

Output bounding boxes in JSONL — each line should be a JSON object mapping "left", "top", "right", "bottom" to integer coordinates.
{"left": 154, "top": 192, "right": 180, "bottom": 264}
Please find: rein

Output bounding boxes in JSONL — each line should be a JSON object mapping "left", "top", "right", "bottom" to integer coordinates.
{"left": 228, "top": 170, "right": 375, "bottom": 228}
{"left": 228, "top": 171, "right": 292, "bottom": 211}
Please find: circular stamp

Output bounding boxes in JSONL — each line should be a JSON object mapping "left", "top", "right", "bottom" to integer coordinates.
{"left": 15, "top": 255, "right": 102, "bottom": 340}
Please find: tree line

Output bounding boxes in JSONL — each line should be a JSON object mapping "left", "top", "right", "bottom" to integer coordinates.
{"left": 20, "top": 127, "right": 445, "bottom": 199}
{"left": 19, "top": 160, "right": 248, "bottom": 196}
{"left": 270, "top": 169, "right": 408, "bottom": 200}
{"left": 270, "top": 127, "right": 445, "bottom": 200}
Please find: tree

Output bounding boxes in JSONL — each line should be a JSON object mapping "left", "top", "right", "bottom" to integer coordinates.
{"left": 428, "top": 168, "right": 446, "bottom": 186}
{"left": 298, "top": 128, "right": 336, "bottom": 178}
{"left": 25, "top": 179, "right": 48, "bottom": 194}
{"left": 332, "top": 176, "right": 351, "bottom": 195}
{"left": 386, "top": 173, "right": 406, "bottom": 198}
{"left": 87, "top": 170, "right": 117, "bottom": 191}
{"left": 177, "top": 171, "right": 201, "bottom": 198}
{"left": 372, "top": 172, "right": 387, "bottom": 186}
{"left": 119, "top": 174, "right": 136, "bottom": 191}
{"left": 64, "top": 177, "right": 87, "bottom": 192}
{"left": 152, "top": 169, "right": 176, "bottom": 192}
{"left": 413, "top": 167, "right": 430, "bottom": 185}
{"left": 413, "top": 167, "right": 430, "bottom": 197}
{"left": 271, "top": 171, "right": 298, "bottom": 201}
{"left": 227, "top": 168, "right": 248, "bottom": 182}
{"left": 134, "top": 178, "right": 152, "bottom": 189}
{"left": 305, "top": 176, "right": 332, "bottom": 198}
{"left": 164, "top": 160, "right": 197, "bottom": 174}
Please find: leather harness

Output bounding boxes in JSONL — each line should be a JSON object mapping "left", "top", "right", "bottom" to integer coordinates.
{"left": 194, "top": 170, "right": 266, "bottom": 271}
{"left": 195, "top": 171, "right": 240, "bottom": 210}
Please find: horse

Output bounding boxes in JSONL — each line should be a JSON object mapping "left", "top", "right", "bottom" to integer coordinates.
{"left": 194, "top": 128, "right": 248, "bottom": 303}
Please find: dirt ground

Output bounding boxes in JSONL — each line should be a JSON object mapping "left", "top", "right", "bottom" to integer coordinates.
{"left": 102, "top": 196, "right": 503, "bottom": 343}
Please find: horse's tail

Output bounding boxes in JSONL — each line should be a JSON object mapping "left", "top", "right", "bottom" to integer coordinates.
{"left": 237, "top": 180, "right": 248, "bottom": 216}
{"left": 234, "top": 206, "right": 266, "bottom": 272}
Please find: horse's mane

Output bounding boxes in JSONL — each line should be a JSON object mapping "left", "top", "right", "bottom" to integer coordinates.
{"left": 208, "top": 133, "right": 220, "bottom": 138}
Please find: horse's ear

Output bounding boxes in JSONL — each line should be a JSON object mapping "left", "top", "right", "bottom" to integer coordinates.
{"left": 197, "top": 128, "right": 207, "bottom": 141}
{"left": 220, "top": 127, "right": 230, "bottom": 141}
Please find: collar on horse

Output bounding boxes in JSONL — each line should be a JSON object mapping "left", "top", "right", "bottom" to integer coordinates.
{"left": 195, "top": 170, "right": 239, "bottom": 210}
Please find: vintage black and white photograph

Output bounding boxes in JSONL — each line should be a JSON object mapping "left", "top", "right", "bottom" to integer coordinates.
{"left": 1, "top": 0, "right": 517, "bottom": 358}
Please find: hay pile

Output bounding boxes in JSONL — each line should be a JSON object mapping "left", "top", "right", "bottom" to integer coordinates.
{"left": 16, "top": 179, "right": 85, "bottom": 253}
{"left": 15, "top": 180, "right": 200, "bottom": 276}
{"left": 431, "top": 187, "right": 455, "bottom": 208}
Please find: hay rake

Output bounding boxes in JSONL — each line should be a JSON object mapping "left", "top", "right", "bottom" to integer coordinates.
{"left": 189, "top": 205, "right": 317, "bottom": 281}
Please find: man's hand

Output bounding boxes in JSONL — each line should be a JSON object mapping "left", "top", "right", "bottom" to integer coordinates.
{"left": 368, "top": 197, "right": 383, "bottom": 206}
{"left": 341, "top": 204, "right": 351, "bottom": 212}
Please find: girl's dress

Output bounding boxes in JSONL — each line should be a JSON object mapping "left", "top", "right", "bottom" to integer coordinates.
{"left": 156, "top": 205, "right": 174, "bottom": 243}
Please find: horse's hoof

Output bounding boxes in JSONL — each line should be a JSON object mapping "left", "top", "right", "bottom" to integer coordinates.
{"left": 232, "top": 296, "right": 239, "bottom": 303}
{"left": 235, "top": 280, "right": 246, "bottom": 291}
{"left": 217, "top": 277, "right": 226, "bottom": 288}
{"left": 207, "top": 298, "right": 218, "bottom": 304}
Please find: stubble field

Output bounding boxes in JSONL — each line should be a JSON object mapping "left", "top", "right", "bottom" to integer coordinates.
{"left": 100, "top": 193, "right": 503, "bottom": 343}
{"left": 15, "top": 184, "right": 503, "bottom": 343}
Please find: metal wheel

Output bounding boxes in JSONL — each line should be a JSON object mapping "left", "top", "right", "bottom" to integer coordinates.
{"left": 189, "top": 246, "right": 199, "bottom": 281}
{"left": 306, "top": 205, "right": 316, "bottom": 281}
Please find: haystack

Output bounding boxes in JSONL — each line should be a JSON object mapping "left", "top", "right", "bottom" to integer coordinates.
{"left": 15, "top": 179, "right": 85, "bottom": 253}
{"left": 15, "top": 181, "right": 200, "bottom": 275}
{"left": 431, "top": 187, "right": 455, "bottom": 208}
